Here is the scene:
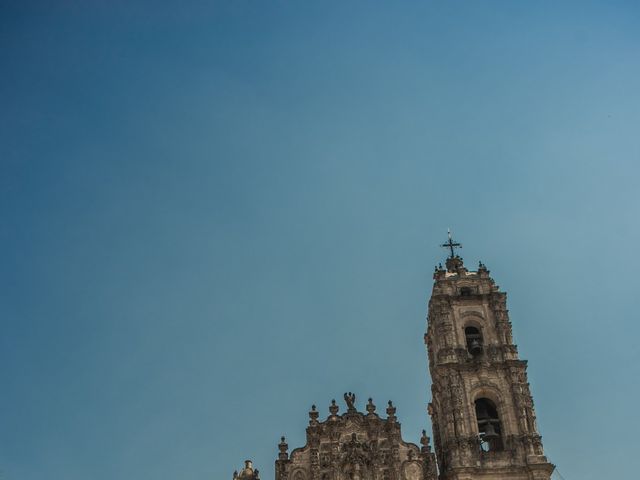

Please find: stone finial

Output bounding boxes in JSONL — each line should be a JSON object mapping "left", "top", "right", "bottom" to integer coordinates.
{"left": 434, "top": 262, "right": 446, "bottom": 280}
{"left": 478, "top": 261, "right": 490, "bottom": 277}
{"left": 386, "top": 400, "right": 397, "bottom": 421}
{"left": 420, "top": 429, "right": 432, "bottom": 453}
{"left": 329, "top": 399, "right": 339, "bottom": 417}
{"left": 309, "top": 404, "right": 319, "bottom": 425}
{"left": 234, "top": 460, "right": 259, "bottom": 480}
{"left": 445, "top": 255, "right": 464, "bottom": 272}
{"left": 366, "top": 397, "right": 376, "bottom": 415}
{"left": 278, "top": 436, "right": 289, "bottom": 460}
{"left": 344, "top": 392, "right": 356, "bottom": 412}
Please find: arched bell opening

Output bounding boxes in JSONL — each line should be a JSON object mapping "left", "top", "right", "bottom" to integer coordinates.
{"left": 465, "top": 326, "right": 483, "bottom": 356}
{"left": 460, "top": 286, "right": 473, "bottom": 296}
{"left": 475, "top": 398, "right": 503, "bottom": 451}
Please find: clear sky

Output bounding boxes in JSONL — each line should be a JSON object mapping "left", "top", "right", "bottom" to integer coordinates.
{"left": 1, "top": 1, "right": 639, "bottom": 479}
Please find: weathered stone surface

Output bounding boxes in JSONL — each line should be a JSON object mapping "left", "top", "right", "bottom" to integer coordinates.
{"left": 275, "top": 395, "right": 437, "bottom": 480}
{"left": 426, "top": 257, "right": 554, "bottom": 480}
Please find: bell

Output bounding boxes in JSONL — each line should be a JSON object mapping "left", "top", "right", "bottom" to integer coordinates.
{"left": 469, "top": 338, "right": 483, "bottom": 355}
{"left": 482, "top": 422, "right": 500, "bottom": 442}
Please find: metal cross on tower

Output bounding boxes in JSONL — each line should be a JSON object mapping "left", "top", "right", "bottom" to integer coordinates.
{"left": 440, "top": 229, "right": 462, "bottom": 259}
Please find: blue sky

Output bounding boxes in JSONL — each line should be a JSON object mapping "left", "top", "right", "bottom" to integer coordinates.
{"left": 1, "top": 1, "right": 639, "bottom": 479}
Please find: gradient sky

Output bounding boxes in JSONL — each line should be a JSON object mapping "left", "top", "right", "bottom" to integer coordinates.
{"left": 1, "top": 1, "right": 639, "bottom": 479}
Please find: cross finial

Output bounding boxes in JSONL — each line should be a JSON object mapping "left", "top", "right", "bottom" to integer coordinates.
{"left": 441, "top": 229, "right": 462, "bottom": 259}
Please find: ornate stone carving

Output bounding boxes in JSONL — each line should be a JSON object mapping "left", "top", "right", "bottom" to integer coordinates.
{"left": 426, "top": 251, "right": 555, "bottom": 479}
{"left": 344, "top": 392, "right": 357, "bottom": 413}
{"left": 276, "top": 395, "right": 436, "bottom": 480}
{"left": 233, "top": 460, "right": 260, "bottom": 480}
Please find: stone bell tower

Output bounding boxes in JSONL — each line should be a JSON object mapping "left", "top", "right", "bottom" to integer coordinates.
{"left": 425, "top": 232, "right": 554, "bottom": 480}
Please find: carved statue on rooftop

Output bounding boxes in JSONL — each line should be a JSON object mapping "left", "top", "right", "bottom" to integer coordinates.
{"left": 344, "top": 392, "right": 356, "bottom": 412}
{"left": 233, "top": 460, "right": 259, "bottom": 480}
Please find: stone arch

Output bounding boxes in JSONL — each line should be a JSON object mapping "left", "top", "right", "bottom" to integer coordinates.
{"left": 474, "top": 397, "right": 503, "bottom": 451}
{"left": 470, "top": 383, "right": 504, "bottom": 408}
{"left": 292, "top": 469, "right": 306, "bottom": 480}
{"left": 460, "top": 316, "right": 484, "bottom": 329}
{"left": 460, "top": 313, "right": 484, "bottom": 330}
{"left": 469, "top": 383, "right": 514, "bottom": 439}
{"left": 459, "top": 312, "right": 485, "bottom": 347}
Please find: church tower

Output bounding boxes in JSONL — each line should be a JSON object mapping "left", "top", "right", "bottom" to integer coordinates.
{"left": 425, "top": 233, "right": 554, "bottom": 480}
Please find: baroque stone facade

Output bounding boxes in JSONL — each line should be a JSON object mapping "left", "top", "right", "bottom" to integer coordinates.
{"left": 233, "top": 238, "right": 553, "bottom": 480}
{"left": 275, "top": 394, "right": 438, "bottom": 480}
